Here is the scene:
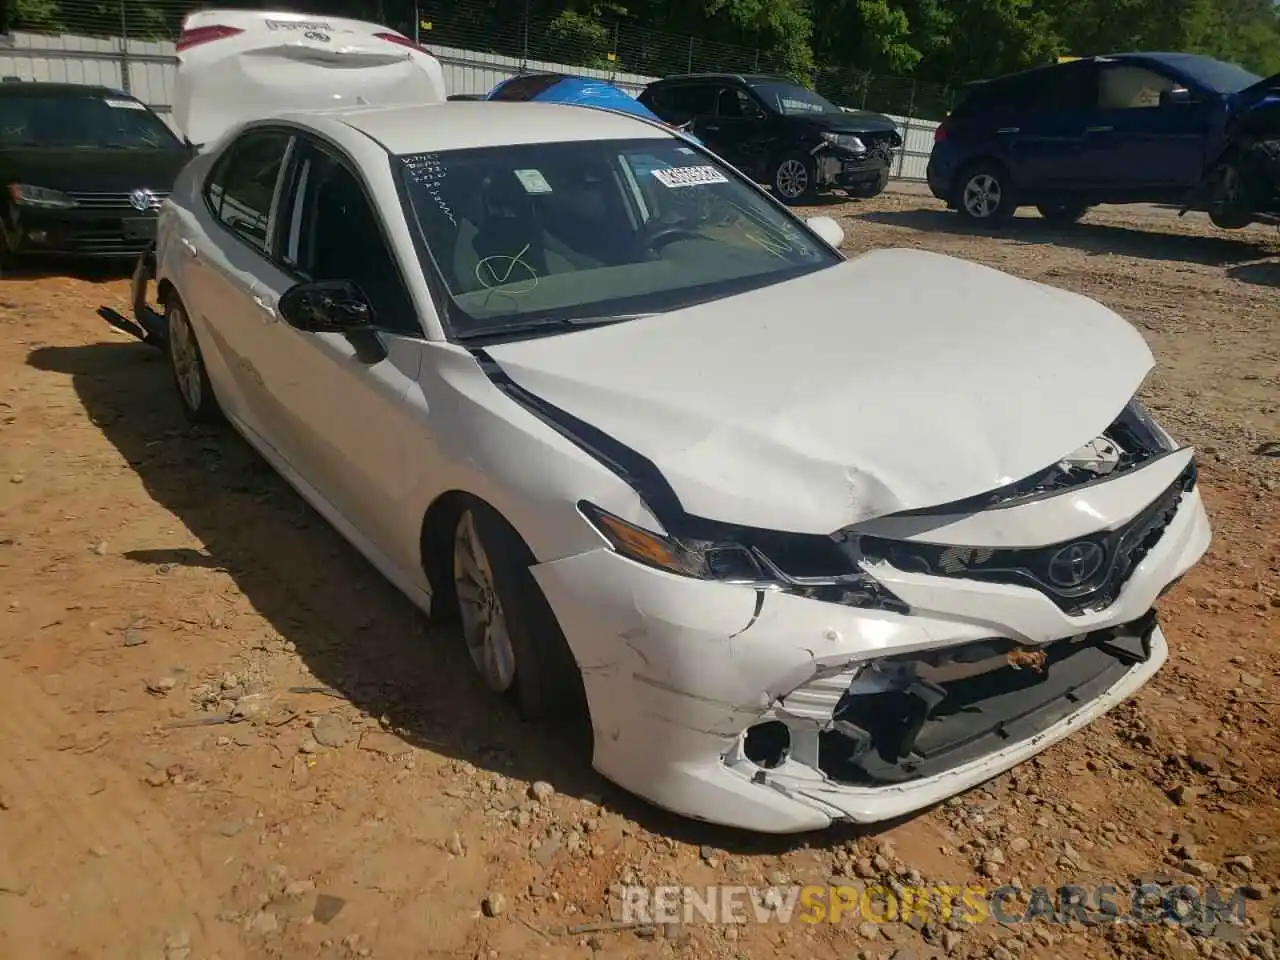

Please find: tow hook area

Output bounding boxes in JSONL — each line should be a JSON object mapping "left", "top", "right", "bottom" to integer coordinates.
{"left": 738, "top": 609, "right": 1159, "bottom": 787}
{"left": 97, "top": 242, "right": 168, "bottom": 351}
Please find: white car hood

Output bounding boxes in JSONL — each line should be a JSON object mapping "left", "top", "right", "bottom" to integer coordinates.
{"left": 486, "top": 248, "right": 1154, "bottom": 535}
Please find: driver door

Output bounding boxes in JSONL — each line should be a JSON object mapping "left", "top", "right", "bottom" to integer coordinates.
{"left": 245, "top": 137, "right": 431, "bottom": 570}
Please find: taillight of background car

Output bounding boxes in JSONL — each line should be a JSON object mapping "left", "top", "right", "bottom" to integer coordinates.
{"left": 175, "top": 25, "right": 244, "bottom": 51}
{"left": 933, "top": 118, "right": 951, "bottom": 143}
{"left": 374, "top": 32, "right": 430, "bottom": 53}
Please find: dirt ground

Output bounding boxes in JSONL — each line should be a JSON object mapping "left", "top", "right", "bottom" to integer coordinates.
{"left": 1, "top": 192, "right": 1278, "bottom": 960}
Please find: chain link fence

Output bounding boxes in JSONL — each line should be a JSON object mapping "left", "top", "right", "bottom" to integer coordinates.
{"left": 2, "top": 0, "right": 961, "bottom": 120}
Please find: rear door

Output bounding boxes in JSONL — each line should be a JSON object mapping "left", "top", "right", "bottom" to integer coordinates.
{"left": 1007, "top": 62, "right": 1096, "bottom": 189}
{"left": 1085, "top": 60, "right": 1214, "bottom": 189}
{"left": 181, "top": 126, "right": 295, "bottom": 441}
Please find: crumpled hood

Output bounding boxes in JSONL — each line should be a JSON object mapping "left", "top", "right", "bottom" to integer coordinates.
{"left": 486, "top": 249, "right": 1154, "bottom": 535}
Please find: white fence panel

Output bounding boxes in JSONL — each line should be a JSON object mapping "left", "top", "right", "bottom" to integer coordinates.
{"left": 0, "top": 30, "right": 939, "bottom": 180}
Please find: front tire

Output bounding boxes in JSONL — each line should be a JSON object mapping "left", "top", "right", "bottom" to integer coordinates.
{"left": 771, "top": 152, "right": 817, "bottom": 205}
{"left": 954, "top": 162, "right": 1018, "bottom": 224}
{"left": 1206, "top": 160, "right": 1254, "bottom": 230}
{"left": 452, "top": 500, "right": 584, "bottom": 722}
{"left": 167, "top": 297, "right": 221, "bottom": 423}
{"left": 849, "top": 168, "right": 890, "bottom": 199}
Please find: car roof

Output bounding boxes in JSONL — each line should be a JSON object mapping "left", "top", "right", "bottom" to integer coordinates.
{"left": 283, "top": 100, "right": 673, "bottom": 154}
{"left": 0, "top": 81, "right": 132, "bottom": 99}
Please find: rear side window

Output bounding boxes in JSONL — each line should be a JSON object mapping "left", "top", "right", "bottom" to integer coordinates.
{"left": 205, "top": 129, "right": 292, "bottom": 252}
{"left": 1036, "top": 65, "right": 1095, "bottom": 111}
{"left": 488, "top": 74, "right": 565, "bottom": 102}
{"left": 1098, "top": 65, "right": 1177, "bottom": 109}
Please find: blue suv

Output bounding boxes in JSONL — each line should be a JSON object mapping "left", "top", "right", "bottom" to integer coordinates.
{"left": 927, "top": 52, "right": 1265, "bottom": 223}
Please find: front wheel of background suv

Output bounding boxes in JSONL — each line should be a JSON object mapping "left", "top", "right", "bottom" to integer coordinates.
{"left": 954, "top": 161, "right": 1018, "bottom": 224}
{"left": 771, "top": 152, "right": 817, "bottom": 205}
{"left": 848, "top": 168, "right": 890, "bottom": 199}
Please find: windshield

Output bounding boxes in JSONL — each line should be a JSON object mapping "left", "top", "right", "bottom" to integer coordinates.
{"left": 0, "top": 94, "right": 182, "bottom": 149}
{"left": 1162, "top": 54, "right": 1261, "bottom": 94}
{"left": 396, "top": 137, "right": 841, "bottom": 340}
{"left": 748, "top": 80, "right": 842, "bottom": 116}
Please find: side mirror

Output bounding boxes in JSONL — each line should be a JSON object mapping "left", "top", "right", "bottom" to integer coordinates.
{"left": 1161, "top": 87, "right": 1193, "bottom": 106}
{"left": 278, "top": 279, "right": 387, "bottom": 364}
{"left": 805, "top": 215, "right": 845, "bottom": 250}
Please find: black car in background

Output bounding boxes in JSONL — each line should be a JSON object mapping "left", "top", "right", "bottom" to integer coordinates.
{"left": 639, "top": 73, "right": 902, "bottom": 204}
{"left": 0, "top": 82, "right": 193, "bottom": 261}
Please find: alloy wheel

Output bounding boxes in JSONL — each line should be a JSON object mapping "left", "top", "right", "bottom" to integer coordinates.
{"left": 776, "top": 159, "right": 809, "bottom": 200}
{"left": 963, "top": 173, "right": 1003, "bottom": 219}
{"left": 453, "top": 509, "right": 517, "bottom": 693}
{"left": 169, "top": 306, "right": 203, "bottom": 413}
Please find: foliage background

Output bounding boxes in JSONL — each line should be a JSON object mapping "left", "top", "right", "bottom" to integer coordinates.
{"left": 3, "top": 0, "right": 1279, "bottom": 120}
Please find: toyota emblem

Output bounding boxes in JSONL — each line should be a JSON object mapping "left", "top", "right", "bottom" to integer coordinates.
{"left": 1046, "top": 541, "right": 1106, "bottom": 588}
{"left": 129, "top": 189, "right": 154, "bottom": 212}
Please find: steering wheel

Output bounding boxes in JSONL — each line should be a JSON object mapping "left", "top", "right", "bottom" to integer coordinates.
{"left": 643, "top": 223, "right": 703, "bottom": 251}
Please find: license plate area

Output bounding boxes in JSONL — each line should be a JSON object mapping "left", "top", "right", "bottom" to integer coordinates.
{"left": 123, "top": 217, "right": 156, "bottom": 240}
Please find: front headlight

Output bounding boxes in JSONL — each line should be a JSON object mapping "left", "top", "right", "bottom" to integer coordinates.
{"left": 9, "top": 183, "right": 77, "bottom": 209}
{"left": 820, "top": 131, "right": 866, "bottom": 153}
{"left": 579, "top": 501, "right": 909, "bottom": 613}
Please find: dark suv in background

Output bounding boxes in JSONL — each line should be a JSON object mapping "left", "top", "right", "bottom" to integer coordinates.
{"left": 927, "top": 52, "right": 1265, "bottom": 224}
{"left": 639, "top": 73, "right": 902, "bottom": 204}
{"left": 0, "top": 81, "right": 192, "bottom": 261}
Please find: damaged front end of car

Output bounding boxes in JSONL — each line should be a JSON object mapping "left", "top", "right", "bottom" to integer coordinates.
{"left": 544, "top": 393, "right": 1209, "bottom": 830}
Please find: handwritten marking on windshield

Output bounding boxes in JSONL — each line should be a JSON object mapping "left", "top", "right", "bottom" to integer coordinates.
{"left": 476, "top": 244, "right": 539, "bottom": 294}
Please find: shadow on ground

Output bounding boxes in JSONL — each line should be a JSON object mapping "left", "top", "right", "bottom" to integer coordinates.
{"left": 25, "top": 339, "right": 912, "bottom": 853}
{"left": 1226, "top": 259, "right": 1280, "bottom": 287}
{"left": 855, "top": 208, "right": 1276, "bottom": 266}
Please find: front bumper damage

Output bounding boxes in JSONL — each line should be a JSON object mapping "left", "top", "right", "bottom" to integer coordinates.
{"left": 532, "top": 454, "right": 1211, "bottom": 833}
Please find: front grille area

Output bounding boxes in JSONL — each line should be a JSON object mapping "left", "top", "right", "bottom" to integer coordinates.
{"left": 65, "top": 190, "right": 169, "bottom": 212}
{"left": 862, "top": 463, "right": 1197, "bottom": 616}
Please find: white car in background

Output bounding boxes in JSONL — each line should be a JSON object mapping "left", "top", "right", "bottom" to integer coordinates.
{"left": 134, "top": 95, "right": 1210, "bottom": 833}
{"left": 172, "top": 9, "right": 446, "bottom": 147}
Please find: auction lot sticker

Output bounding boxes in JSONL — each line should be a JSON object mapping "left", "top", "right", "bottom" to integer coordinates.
{"left": 652, "top": 165, "right": 729, "bottom": 188}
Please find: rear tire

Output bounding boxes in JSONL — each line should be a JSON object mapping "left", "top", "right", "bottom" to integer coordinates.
{"left": 1036, "top": 202, "right": 1090, "bottom": 224}
{"left": 451, "top": 500, "right": 585, "bottom": 722}
{"left": 771, "top": 152, "right": 817, "bottom": 205}
{"left": 166, "top": 296, "right": 222, "bottom": 424}
{"left": 954, "top": 161, "right": 1018, "bottom": 224}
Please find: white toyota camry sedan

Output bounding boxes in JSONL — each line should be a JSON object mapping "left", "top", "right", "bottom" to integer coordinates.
{"left": 145, "top": 100, "right": 1211, "bottom": 833}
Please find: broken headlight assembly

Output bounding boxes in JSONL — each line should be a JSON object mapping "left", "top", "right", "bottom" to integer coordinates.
{"left": 820, "top": 131, "right": 866, "bottom": 153}
{"left": 578, "top": 501, "right": 909, "bottom": 614}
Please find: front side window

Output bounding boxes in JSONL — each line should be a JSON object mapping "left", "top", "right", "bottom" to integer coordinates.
{"left": 748, "top": 81, "right": 841, "bottom": 116}
{"left": 281, "top": 143, "right": 420, "bottom": 335}
{"left": 396, "top": 137, "right": 840, "bottom": 341}
{"left": 205, "top": 130, "right": 292, "bottom": 251}
{"left": 0, "top": 93, "right": 182, "bottom": 149}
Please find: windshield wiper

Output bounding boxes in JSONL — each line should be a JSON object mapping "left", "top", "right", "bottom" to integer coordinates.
{"left": 456, "top": 314, "right": 647, "bottom": 343}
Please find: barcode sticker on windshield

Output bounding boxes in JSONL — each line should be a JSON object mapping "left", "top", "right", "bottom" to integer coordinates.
{"left": 514, "top": 168, "right": 553, "bottom": 194}
{"left": 104, "top": 98, "right": 146, "bottom": 110}
{"left": 651, "top": 165, "right": 728, "bottom": 188}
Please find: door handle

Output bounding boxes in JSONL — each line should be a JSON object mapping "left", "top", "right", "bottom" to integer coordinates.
{"left": 703, "top": 124, "right": 720, "bottom": 132}
{"left": 251, "top": 293, "right": 276, "bottom": 319}
{"left": 178, "top": 236, "right": 198, "bottom": 258}
{"left": 1085, "top": 125, "right": 1113, "bottom": 133}
{"left": 996, "top": 126, "right": 1020, "bottom": 134}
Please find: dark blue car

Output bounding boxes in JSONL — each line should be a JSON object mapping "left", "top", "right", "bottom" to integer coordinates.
{"left": 926, "top": 52, "right": 1265, "bottom": 223}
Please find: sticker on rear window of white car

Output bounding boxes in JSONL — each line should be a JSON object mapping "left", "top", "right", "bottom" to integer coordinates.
{"left": 104, "top": 98, "right": 146, "bottom": 110}
{"left": 651, "top": 165, "right": 728, "bottom": 188}
{"left": 513, "top": 169, "right": 553, "bottom": 194}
